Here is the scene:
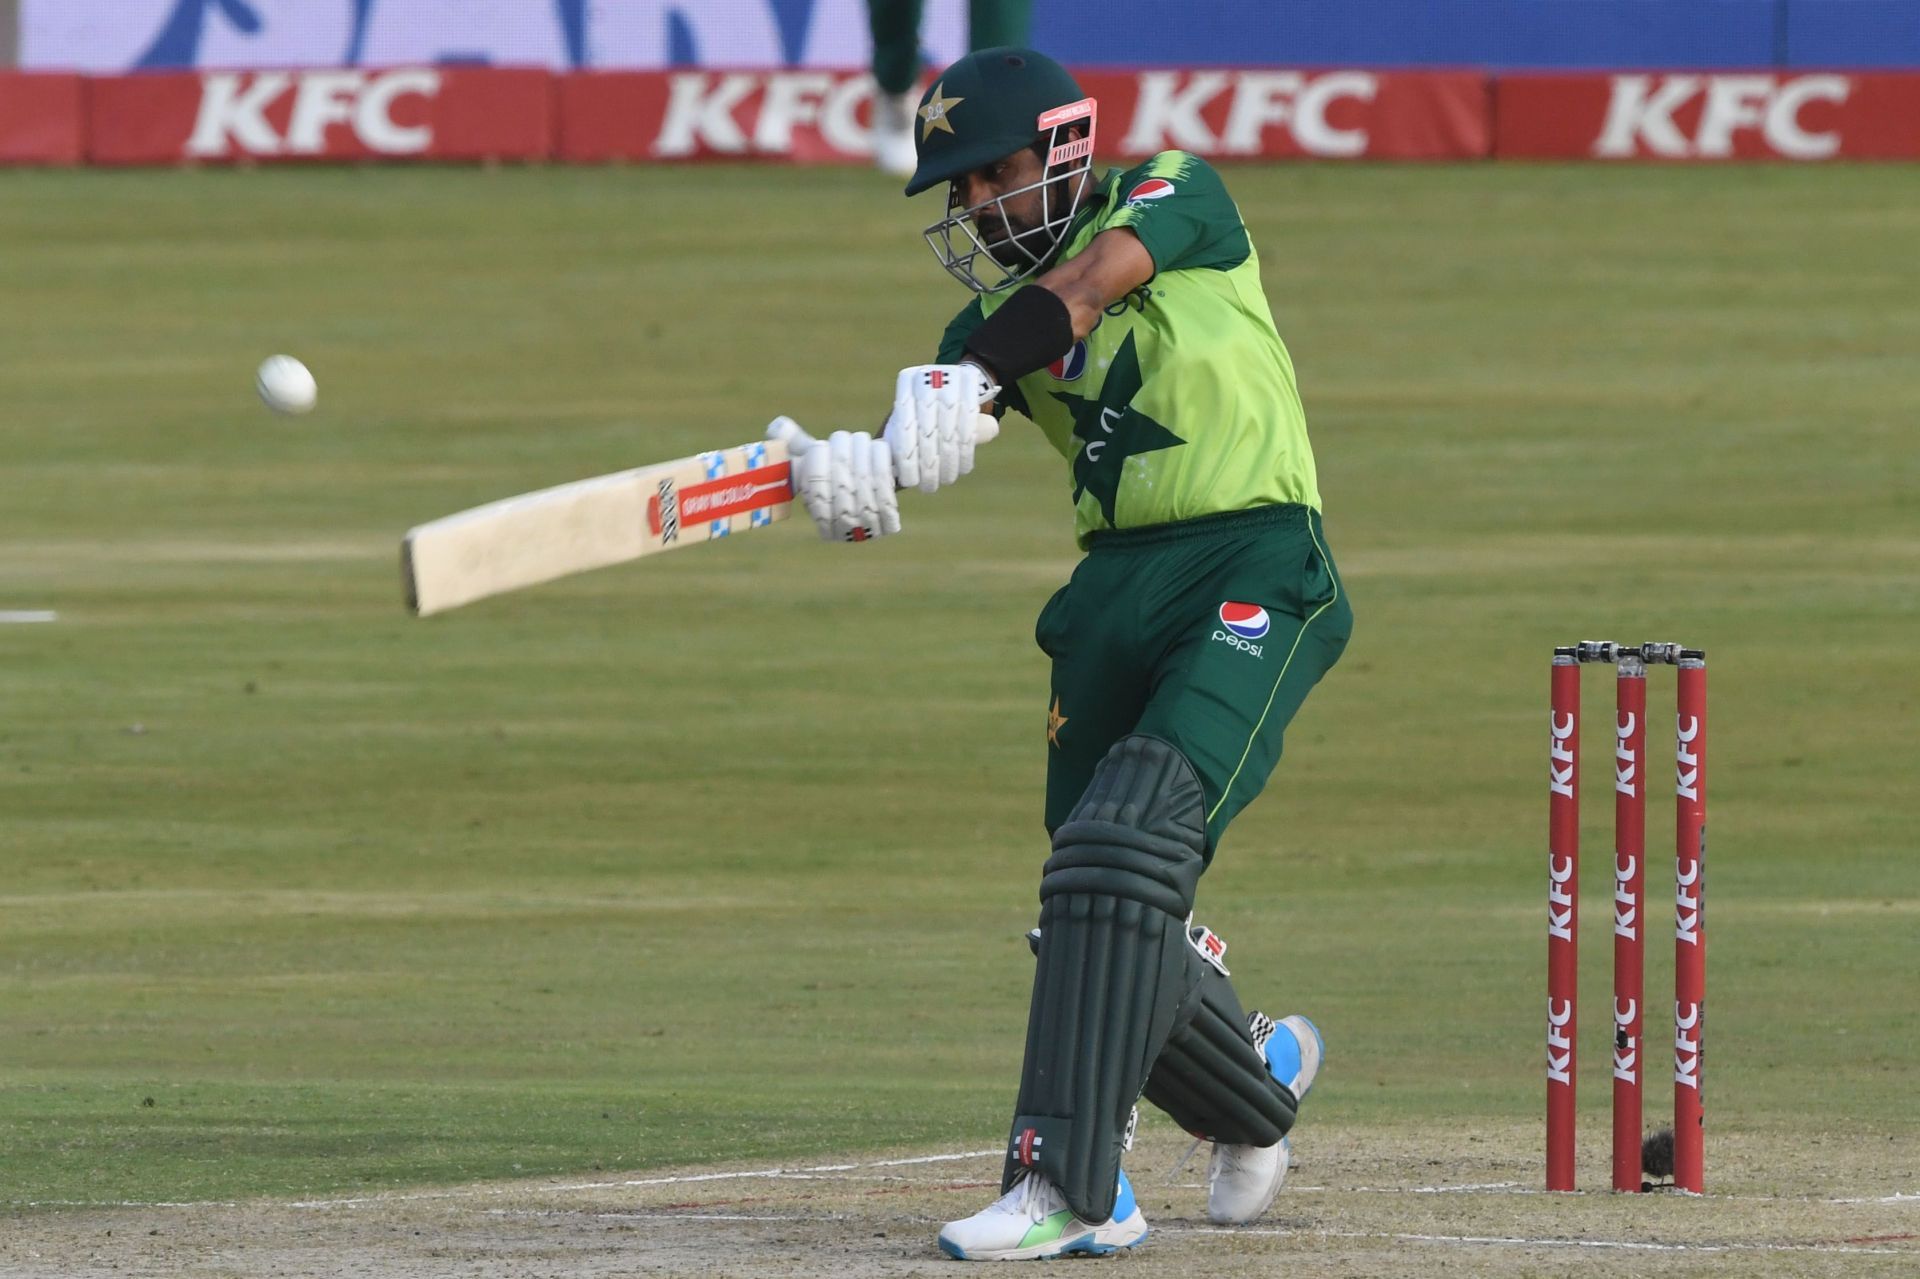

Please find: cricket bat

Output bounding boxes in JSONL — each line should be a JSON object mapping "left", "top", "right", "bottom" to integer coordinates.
{"left": 402, "top": 438, "right": 793, "bottom": 616}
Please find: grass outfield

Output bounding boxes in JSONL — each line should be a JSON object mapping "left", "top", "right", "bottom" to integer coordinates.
{"left": 1, "top": 163, "right": 1915, "bottom": 1208}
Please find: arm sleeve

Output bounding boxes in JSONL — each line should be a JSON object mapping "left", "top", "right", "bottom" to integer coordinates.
{"left": 1103, "top": 151, "right": 1251, "bottom": 276}
{"left": 936, "top": 297, "right": 1029, "bottom": 419}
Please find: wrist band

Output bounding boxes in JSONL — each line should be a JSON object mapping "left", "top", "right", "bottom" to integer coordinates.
{"left": 964, "top": 285, "right": 1075, "bottom": 385}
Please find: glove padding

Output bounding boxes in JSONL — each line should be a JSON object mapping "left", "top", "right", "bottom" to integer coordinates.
{"left": 884, "top": 364, "right": 1000, "bottom": 494}
{"left": 766, "top": 417, "right": 900, "bottom": 542}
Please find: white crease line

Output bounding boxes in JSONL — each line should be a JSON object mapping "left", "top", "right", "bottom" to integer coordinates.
{"left": 586, "top": 1212, "right": 822, "bottom": 1223}
{"left": 1294, "top": 1182, "right": 1916, "bottom": 1205}
{"left": 489, "top": 1211, "right": 825, "bottom": 1222}
{"left": 530, "top": 1173, "right": 989, "bottom": 1190}
{"left": 541, "top": 1149, "right": 1001, "bottom": 1194}
{"left": 8, "top": 1155, "right": 996, "bottom": 1212}
{"left": 875, "top": 1151, "right": 1001, "bottom": 1167}
{"left": 290, "top": 1189, "right": 478, "bottom": 1209}
{"left": 1210, "top": 1226, "right": 1907, "bottom": 1256}
{"left": 1380, "top": 1231, "right": 1909, "bottom": 1257}
{"left": 1163, "top": 1225, "right": 1910, "bottom": 1256}
{"left": 9, "top": 1200, "right": 240, "bottom": 1209}
{"left": 284, "top": 1150, "right": 1002, "bottom": 1209}
{"left": 0, "top": 610, "right": 57, "bottom": 624}
{"left": 1335, "top": 1182, "right": 1541, "bottom": 1196}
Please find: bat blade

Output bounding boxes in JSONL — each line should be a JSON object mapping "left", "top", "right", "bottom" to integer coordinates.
{"left": 402, "top": 439, "right": 792, "bottom": 616}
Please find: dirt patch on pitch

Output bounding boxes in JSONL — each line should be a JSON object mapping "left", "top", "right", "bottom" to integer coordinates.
{"left": 3, "top": 1122, "right": 1913, "bottom": 1278}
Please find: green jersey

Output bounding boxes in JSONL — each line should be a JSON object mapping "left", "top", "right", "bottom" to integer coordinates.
{"left": 938, "top": 151, "right": 1320, "bottom": 548}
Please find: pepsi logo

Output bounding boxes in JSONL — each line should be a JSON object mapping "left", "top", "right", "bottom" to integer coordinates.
{"left": 1127, "top": 178, "right": 1176, "bottom": 205}
{"left": 1048, "top": 340, "right": 1089, "bottom": 382}
{"left": 1218, "top": 601, "right": 1270, "bottom": 639}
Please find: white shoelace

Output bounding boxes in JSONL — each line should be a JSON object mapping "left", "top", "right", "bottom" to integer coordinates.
{"left": 987, "top": 1171, "right": 1059, "bottom": 1223}
{"left": 1167, "top": 1135, "right": 1206, "bottom": 1183}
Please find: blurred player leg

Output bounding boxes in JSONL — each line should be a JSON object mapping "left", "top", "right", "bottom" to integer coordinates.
{"left": 968, "top": 0, "right": 1032, "bottom": 49}
{"left": 869, "top": 0, "right": 1034, "bottom": 176}
{"left": 868, "top": 0, "right": 925, "bottom": 175}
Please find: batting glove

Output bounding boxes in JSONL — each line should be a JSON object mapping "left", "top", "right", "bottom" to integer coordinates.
{"left": 766, "top": 417, "right": 901, "bottom": 543}
{"left": 884, "top": 364, "right": 1000, "bottom": 494}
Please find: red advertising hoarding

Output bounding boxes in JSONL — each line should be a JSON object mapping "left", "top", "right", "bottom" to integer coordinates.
{"left": 0, "top": 72, "right": 85, "bottom": 165}
{"left": 557, "top": 68, "right": 1491, "bottom": 164}
{"left": 86, "top": 67, "right": 553, "bottom": 165}
{"left": 559, "top": 70, "right": 872, "bottom": 164}
{"left": 4, "top": 66, "right": 1920, "bottom": 168}
{"left": 1498, "top": 72, "right": 1920, "bottom": 161}
{"left": 1077, "top": 69, "right": 1489, "bottom": 161}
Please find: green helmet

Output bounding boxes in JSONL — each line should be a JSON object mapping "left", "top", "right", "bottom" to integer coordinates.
{"left": 904, "top": 47, "right": 1089, "bottom": 197}
{"left": 907, "top": 48, "right": 1099, "bottom": 293}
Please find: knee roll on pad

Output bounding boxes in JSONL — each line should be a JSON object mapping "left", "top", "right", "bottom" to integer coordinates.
{"left": 1142, "top": 960, "right": 1298, "bottom": 1148}
{"left": 1040, "top": 734, "right": 1208, "bottom": 915}
{"left": 1005, "top": 735, "right": 1209, "bottom": 1224}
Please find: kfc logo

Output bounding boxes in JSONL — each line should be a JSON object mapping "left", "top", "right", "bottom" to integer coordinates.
{"left": 653, "top": 72, "right": 875, "bottom": 157}
{"left": 1612, "top": 996, "right": 1638, "bottom": 1084}
{"left": 1546, "top": 997, "right": 1574, "bottom": 1086}
{"left": 1595, "top": 74, "right": 1851, "bottom": 160}
{"left": 1119, "top": 70, "right": 1379, "bottom": 158}
{"left": 1547, "top": 852, "right": 1575, "bottom": 944}
{"left": 187, "top": 68, "right": 439, "bottom": 157}
{"left": 1548, "top": 710, "right": 1576, "bottom": 800}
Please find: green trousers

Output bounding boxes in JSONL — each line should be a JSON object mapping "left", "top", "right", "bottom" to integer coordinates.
{"left": 1037, "top": 505, "right": 1353, "bottom": 855}
{"left": 868, "top": 0, "right": 1034, "bottom": 95}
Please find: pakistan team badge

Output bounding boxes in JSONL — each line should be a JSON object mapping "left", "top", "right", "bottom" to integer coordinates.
{"left": 1050, "top": 331, "right": 1185, "bottom": 526}
{"left": 919, "top": 83, "right": 964, "bottom": 139}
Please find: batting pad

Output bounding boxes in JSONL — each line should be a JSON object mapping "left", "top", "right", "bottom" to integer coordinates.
{"left": 1142, "top": 960, "right": 1297, "bottom": 1148}
{"left": 1004, "top": 735, "right": 1208, "bottom": 1224}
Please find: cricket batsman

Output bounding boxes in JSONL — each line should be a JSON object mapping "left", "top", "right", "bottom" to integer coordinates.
{"left": 770, "top": 48, "right": 1352, "bottom": 1261}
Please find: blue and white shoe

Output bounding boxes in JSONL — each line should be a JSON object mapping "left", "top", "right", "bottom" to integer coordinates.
{"left": 937, "top": 1168, "right": 1148, "bottom": 1261}
{"left": 1206, "top": 1013, "right": 1324, "bottom": 1225}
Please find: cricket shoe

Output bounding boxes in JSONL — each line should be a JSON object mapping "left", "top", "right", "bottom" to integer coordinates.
{"left": 937, "top": 1168, "right": 1147, "bottom": 1261}
{"left": 1206, "top": 1013, "right": 1324, "bottom": 1226}
{"left": 872, "top": 89, "right": 919, "bottom": 177}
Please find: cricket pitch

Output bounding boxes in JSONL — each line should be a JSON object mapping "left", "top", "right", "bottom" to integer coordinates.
{"left": 5, "top": 1123, "right": 1912, "bottom": 1278}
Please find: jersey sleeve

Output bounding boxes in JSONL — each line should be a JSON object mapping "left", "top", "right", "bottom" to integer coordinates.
{"left": 1101, "top": 151, "right": 1251, "bottom": 276}
{"left": 935, "top": 296, "right": 1028, "bottom": 419}
{"left": 936, "top": 297, "right": 984, "bottom": 365}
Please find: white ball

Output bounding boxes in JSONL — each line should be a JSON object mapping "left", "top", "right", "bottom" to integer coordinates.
{"left": 256, "top": 355, "right": 317, "bottom": 415}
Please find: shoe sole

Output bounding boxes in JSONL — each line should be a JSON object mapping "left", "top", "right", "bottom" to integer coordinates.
{"left": 937, "top": 1213, "right": 1149, "bottom": 1261}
